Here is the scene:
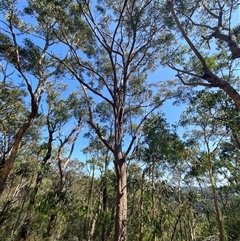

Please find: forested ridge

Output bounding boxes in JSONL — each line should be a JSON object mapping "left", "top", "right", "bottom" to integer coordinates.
{"left": 0, "top": 0, "right": 240, "bottom": 240}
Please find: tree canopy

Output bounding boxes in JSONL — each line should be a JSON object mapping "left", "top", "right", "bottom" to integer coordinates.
{"left": 0, "top": 0, "right": 240, "bottom": 240}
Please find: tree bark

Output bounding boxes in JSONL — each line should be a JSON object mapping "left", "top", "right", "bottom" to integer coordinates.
{"left": 151, "top": 161, "right": 156, "bottom": 241}
{"left": 138, "top": 170, "right": 145, "bottom": 241}
{"left": 114, "top": 155, "right": 127, "bottom": 241}
{"left": 0, "top": 122, "right": 34, "bottom": 195}
{"left": 0, "top": 84, "right": 40, "bottom": 195}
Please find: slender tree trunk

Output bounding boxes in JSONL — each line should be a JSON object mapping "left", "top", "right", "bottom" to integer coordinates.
{"left": 170, "top": 208, "right": 184, "bottom": 241}
{"left": 114, "top": 155, "right": 127, "bottom": 241}
{"left": 0, "top": 130, "right": 26, "bottom": 195}
{"left": 0, "top": 98, "right": 38, "bottom": 195}
{"left": 189, "top": 210, "right": 196, "bottom": 241}
{"left": 101, "top": 184, "right": 107, "bottom": 241}
{"left": 88, "top": 212, "right": 99, "bottom": 241}
{"left": 139, "top": 170, "right": 145, "bottom": 241}
{"left": 17, "top": 128, "right": 53, "bottom": 240}
{"left": 151, "top": 161, "right": 156, "bottom": 241}
{"left": 207, "top": 155, "right": 225, "bottom": 241}
{"left": 85, "top": 160, "right": 95, "bottom": 239}
{"left": 101, "top": 157, "right": 109, "bottom": 241}
{"left": 18, "top": 171, "right": 46, "bottom": 240}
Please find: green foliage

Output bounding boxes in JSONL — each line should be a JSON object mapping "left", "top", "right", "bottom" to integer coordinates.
{"left": 0, "top": 80, "right": 29, "bottom": 165}
{"left": 1, "top": 1, "right": 240, "bottom": 241}
{"left": 140, "top": 114, "right": 185, "bottom": 167}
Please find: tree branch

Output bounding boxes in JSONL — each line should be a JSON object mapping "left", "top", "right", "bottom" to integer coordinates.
{"left": 167, "top": 0, "right": 209, "bottom": 71}
{"left": 87, "top": 120, "right": 114, "bottom": 152}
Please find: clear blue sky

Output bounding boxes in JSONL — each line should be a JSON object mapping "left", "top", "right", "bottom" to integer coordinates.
{"left": 63, "top": 6, "right": 240, "bottom": 161}
{"left": 1, "top": 2, "right": 239, "bottom": 163}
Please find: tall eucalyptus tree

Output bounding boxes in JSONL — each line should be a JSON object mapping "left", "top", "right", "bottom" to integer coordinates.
{"left": 30, "top": 0, "right": 173, "bottom": 239}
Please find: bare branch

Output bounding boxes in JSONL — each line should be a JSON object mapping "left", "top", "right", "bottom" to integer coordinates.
{"left": 202, "top": 3, "right": 219, "bottom": 19}
{"left": 177, "top": 74, "right": 213, "bottom": 88}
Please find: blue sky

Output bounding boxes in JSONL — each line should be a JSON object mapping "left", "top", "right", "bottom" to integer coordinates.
{"left": 1, "top": 1, "right": 239, "bottom": 163}
{"left": 47, "top": 5, "right": 240, "bottom": 161}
